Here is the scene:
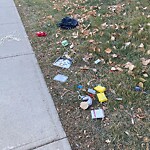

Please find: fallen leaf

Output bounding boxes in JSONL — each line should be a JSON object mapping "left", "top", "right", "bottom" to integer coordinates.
{"left": 112, "top": 54, "right": 118, "bottom": 58}
{"left": 116, "top": 67, "right": 123, "bottom": 72}
{"left": 141, "top": 58, "right": 150, "bottom": 66}
{"left": 70, "top": 43, "right": 74, "bottom": 49}
{"left": 124, "top": 62, "right": 135, "bottom": 71}
{"left": 83, "top": 53, "right": 93, "bottom": 63}
{"left": 143, "top": 73, "right": 148, "bottom": 77}
{"left": 139, "top": 43, "right": 144, "bottom": 48}
{"left": 139, "top": 78, "right": 146, "bottom": 82}
{"left": 124, "top": 42, "right": 131, "bottom": 48}
{"left": 72, "top": 32, "right": 78, "bottom": 38}
{"left": 143, "top": 137, "right": 150, "bottom": 143}
{"left": 111, "top": 67, "right": 116, "bottom": 71}
{"left": 111, "top": 35, "right": 115, "bottom": 41}
{"left": 138, "top": 82, "right": 144, "bottom": 88}
{"left": 105, "top": 48, "right": 112, "bottom": 54}
{"left": 147, "top": 50, "right": 150, "bottom": 55}
{"left": 105, "top": 139, "right": 111, "bottom": 144}
{"left": 88, "top": 39, "right": 95, "bottom": 43}
{"left": 101, "top": 22, "right": 108, "bottom": 29}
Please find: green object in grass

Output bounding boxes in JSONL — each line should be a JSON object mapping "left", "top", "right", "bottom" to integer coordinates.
{"left": 61, "top": 40, "right": 68, "bottom": 46}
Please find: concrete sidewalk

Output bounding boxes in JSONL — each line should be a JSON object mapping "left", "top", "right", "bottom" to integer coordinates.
{"left": 0, "top": 0, "right": 71, "bottom": 150}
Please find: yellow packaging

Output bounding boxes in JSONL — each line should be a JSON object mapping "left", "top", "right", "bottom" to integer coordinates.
{"left": 94, "top": 85, "right": 106, "bottom": 93}
{"left": 97, "top": 93, "right": 108, "bottom": 103}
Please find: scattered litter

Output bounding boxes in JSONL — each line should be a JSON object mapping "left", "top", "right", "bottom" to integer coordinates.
{"left": 94, "top": 85, "right": 106, "bottom": 93}
{"left": 57, "top": 16, "right": 78, "bottom": 29}
{"left": 53, "top": 56, "right": 72, "bottom": 69}
{"left": 134, "top": 86, "right": 142, "bottom": 91}
{"left": 88, "top": 88, "right": 96, "bottom": 94}
{"left": 82, "top": 95, "right": 93, "bottom": 105}
{"left": 139, "top": 77, "right": 146, "bottom": 82}
{"left": 70, "top": 43, "right": 74, "bottom": 49}
{"left": 105, "top": 139, "right": 111, "bottom": 144}
{"left": 80, "top": 95, "right": 93, "bottom": 110}
{"left": 0, "top": 35, "right": 20, "bottom": 45}
{"left": 53, "top": 74, "right": 68, "bottom": 82}
{"left": 80, "top": 102, "right": 89, "bottom": 110}
{"left": 105, "top": 48, "right": 112, "bottom": 54}
{"left": 116, "top": 98, "right": 123, "bottom": 101}
{"left": 77, "top": 85, "right": 83, "bottom": 89}
{"left": 83, "top": 53, "right": 93, "bottom": 63}
{"left": 97, "top": 93, "right": 108, "bottom": 103}
{"left": 94, "top": 59, "right": 101, "bottom": 64}
{"left": 36, "top": 31, "right": 47, "bottom": 37}
{"left": 91, "top": 108, "right": 105, "bottom": 119}
{"left": 61, "top": 40, "right": 69, "bottom": 46}
{"left": 143, "top": 73, "right": 148, "bottom": 78}
{"left": 138, "top": 82, "right": 144, "bottom": 88}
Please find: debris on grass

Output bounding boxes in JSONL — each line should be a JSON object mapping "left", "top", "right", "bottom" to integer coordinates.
{"left": 94, "top": 85, "right": 106, "bottom": 93}
{"left": 94, "top": 59, "right": 101, "bottom": 64}
{"left": 53, "top": 74, "right": 68, "bottom": 82}
{"left": 36, "top": 31, "right": 47, "bottom": 37}
{"left": 105, "top": 48, "right": 112, "bottom": 54}
{"left": 53, "top": 56, "right": 72, "bottom": 69}
{"left": 80, "top": 95, "right": 93, "bottom": 110}
{"left": 91, "top": 108, "right": 105, "bottom": 119}
{"left": 116, "top": 98, "right": 123, "bottom": 101}
{"left": 57, "top": 16, "right": 78, "bottom": 30}
{"left": 134, "top": 86, "right": 142, "bottom": 91}
{"left": 61, "top": 40, "right": 69, "bottom": 46}
{"left": 97, "top": 93, "right": 108, "bottom": 103}
{"left": 77, "top": 85, "right": 83, "bottom": 89}
{"left": 87, "top": 88, "right": 96, "bottom": 94}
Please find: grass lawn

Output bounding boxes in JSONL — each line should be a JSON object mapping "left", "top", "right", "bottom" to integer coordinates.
{"left": 15, "top": 0, "right": 150, "bottom": 149}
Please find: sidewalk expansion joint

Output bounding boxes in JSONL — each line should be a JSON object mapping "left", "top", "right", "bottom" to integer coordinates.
{"left": 32, "top": 137, "right": 67, "bottom": 150}
{"left": 0, "top": 52, "right": 34, "bottom": 60}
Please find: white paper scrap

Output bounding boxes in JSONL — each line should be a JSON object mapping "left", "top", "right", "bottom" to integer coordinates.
{"left": 53, "top": 74, "right": 68, "bottom": 82}
{"left": 91, "top": 109, "right": 105, "bottom": 119}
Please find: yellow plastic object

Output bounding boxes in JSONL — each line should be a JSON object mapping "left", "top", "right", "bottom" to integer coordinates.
{"left": 94, "top": 85, "right": 106, "bottom": 93}
{"left": 97, "top": 93, "right": 108, "bottom": 103}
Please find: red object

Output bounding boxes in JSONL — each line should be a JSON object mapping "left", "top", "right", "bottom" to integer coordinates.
{"left": 87, "top": 93, "right": 95, "bottom": 99}
{"left": 36, "top": 32, "right": 47, "bottom": 37}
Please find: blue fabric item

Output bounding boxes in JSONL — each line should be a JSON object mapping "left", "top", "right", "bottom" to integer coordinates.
{"left": 58, "top": 17, "right": 78, "bottom": 29}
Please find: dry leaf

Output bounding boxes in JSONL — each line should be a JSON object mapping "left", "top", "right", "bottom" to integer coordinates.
{"left": 111, "top": 67, "right": 117, "bottom": 71}
{"left": 124, "top": 62, "right": 135, "bottom": 71}
{"left": 116, "top": 67, "right": 123, "bottom": 72}
{"left": 147, "top": 50, "right": 150, "bottom": 55}
{"left": 105, "top": 48, "right": 112, "bottom": 54}
{"left": 139, "top": 43, "right": 144, "bottom": 48}
{"left": 83, "top": 53, "right": 93, "bottom": 63}
{"left": 111, "top": 36, "right": 115, "bottom": 41}
{"left": 101, "top": 22, "right": 108, "bottom": 29}
{"left": 141, "top": 58, "right": 150, "bottom": 66}
{"left": 72, "top": 32, "right": 78, "bottom": 38}
{"left": 105, "top": 139, "right": 111, "bottom": 144}
{"left": 70, "top": 43, "right": 74, "bottom": 49}
{"left": 143, "top": 73, "right": 148, "bottom": 77}
{"left": 138, "top": 82, "right": 144, "bottom": 88}
{"left": 124, "top": 42, "right": 131, "bottom": 48}
{"left": 88, "top": 39, "right": 95, "bottom": 43}
{"left": 143, "top": 137, "right": 150, "bottom": 143}
{"left": 139, "top": 78, "right": 146, "bottom": 82}
{"left": 112, "top": 54, "right": 118, "bottom": 58}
